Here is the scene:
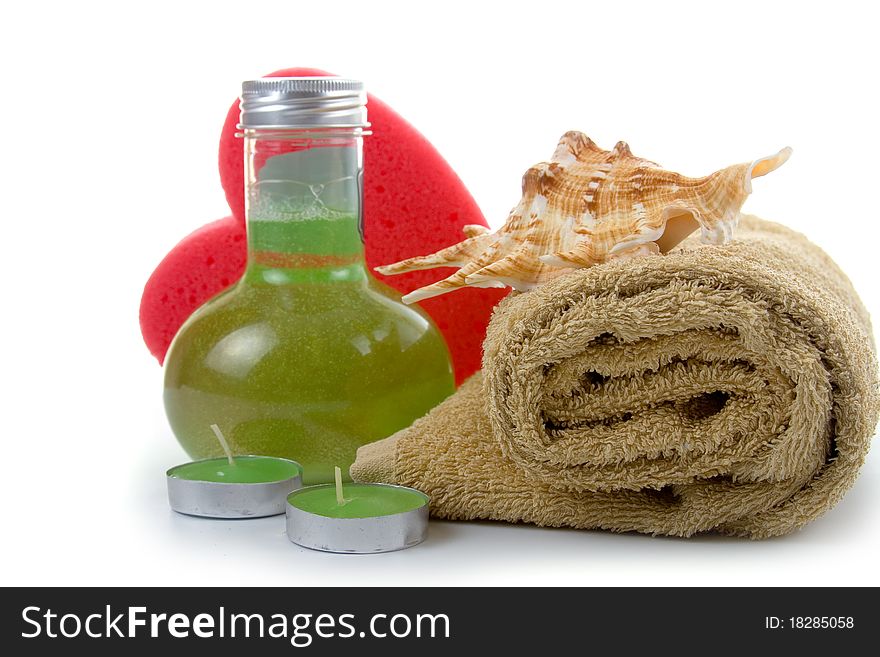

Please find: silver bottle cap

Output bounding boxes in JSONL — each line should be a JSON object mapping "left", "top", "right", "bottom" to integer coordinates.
{"left": 239, "top": 77, "right": 369, "bottom": 130}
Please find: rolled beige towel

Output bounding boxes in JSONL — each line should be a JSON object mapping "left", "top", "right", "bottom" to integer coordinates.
{"left": 352, "top": 216, "right": 879, "bottom": 538}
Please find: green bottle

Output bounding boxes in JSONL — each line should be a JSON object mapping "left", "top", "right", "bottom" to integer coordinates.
{"left": 164, "top": 78, "right": 454, "bottom": 484}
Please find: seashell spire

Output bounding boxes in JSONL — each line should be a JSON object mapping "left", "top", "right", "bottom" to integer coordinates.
{"left": 376, "top": 132, "right": 791, "bottom": 303}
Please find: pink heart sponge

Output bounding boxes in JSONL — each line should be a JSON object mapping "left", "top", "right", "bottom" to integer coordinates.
{"left": 140, "top": 68, "right": 507, "bottom": 385}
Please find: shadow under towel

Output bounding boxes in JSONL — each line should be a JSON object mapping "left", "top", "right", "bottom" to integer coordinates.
{"left": 352, "top": 216, "right": 880, "bottom": 538}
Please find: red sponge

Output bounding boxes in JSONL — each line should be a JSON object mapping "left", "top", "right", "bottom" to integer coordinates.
{"left": 140, "top": 217, "right": 246, "bottom": 360}
{"left": 142, "top": 68, "right": 507, "bottom": 385}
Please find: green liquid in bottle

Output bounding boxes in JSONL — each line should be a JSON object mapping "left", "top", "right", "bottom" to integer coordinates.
{"left": 164, "top": 136, "right": 454, "bottom": 484}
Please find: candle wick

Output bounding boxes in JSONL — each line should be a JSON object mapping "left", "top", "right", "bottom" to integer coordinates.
{"left": 210, "top": 424, "right": 236, "bottom": 466}
{"left": 334, "top": 466, "right": 346, "bottom": 505}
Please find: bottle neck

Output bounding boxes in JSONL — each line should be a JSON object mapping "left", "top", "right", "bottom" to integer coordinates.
{"left": 243, "top": 129, "right": 367, "bottom": 284}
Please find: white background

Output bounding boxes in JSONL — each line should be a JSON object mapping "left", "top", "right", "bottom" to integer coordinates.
{"left": 1, "top": 0, "right": 878, "bottom": 586}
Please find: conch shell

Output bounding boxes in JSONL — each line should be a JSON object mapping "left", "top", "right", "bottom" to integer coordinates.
{"left": 376, "top": 131, "right": 791, "bottom": 303}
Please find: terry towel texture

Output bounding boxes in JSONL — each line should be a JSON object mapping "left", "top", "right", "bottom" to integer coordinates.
{"left": 352, "top": 216, "right": 880, "bottom": 538}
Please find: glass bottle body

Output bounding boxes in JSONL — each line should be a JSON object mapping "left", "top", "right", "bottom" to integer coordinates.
{"left": 163, "top": 129, "right": 454, "bottom": 484}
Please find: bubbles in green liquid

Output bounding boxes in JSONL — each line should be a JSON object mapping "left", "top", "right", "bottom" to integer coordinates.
{"left": 163, "top": 238, "right": 454, "bottom": 485}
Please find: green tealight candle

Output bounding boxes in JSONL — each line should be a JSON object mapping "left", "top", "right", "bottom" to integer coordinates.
{"left": 287, "top": 483, "right": 427, "bottom": 519}
{"left": 285, "top": 467, "right": 430, "bottom": 553}
{"left": 168, "top": 456, "right": 301, "bottom": 484}
{"left": 166, "top": 424, "right": 303, "bottom": 518}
